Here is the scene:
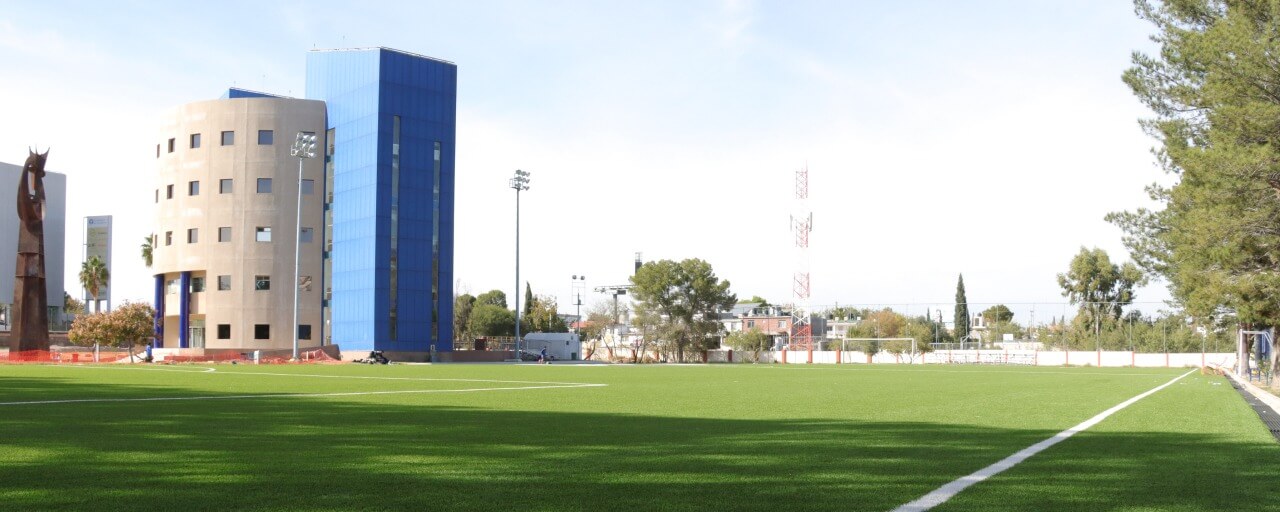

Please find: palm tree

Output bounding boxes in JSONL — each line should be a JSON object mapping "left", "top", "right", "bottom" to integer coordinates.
{"left": 80, "top": 256, "right": 110, "bottom": 313}
{"left": 141, "top": 235, "right": 154, "bottom": 268}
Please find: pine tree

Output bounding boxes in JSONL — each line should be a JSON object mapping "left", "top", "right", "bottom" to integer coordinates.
{"left": 523, "top": 282, "right": 534, "bottom": 317}
{"left": 954, "top": 274, "right": 970, "bottom": 342}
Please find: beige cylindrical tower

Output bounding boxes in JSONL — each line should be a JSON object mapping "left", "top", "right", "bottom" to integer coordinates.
{"left": 153, "top": 96, "right": 326, "bottom": 351}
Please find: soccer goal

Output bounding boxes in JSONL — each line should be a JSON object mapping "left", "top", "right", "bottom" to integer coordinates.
{"left": 836, "top": 337, "right": 918, "bottom": 363}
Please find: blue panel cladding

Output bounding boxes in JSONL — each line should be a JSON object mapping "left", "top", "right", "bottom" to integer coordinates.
{"left": 307, "top": 48, "right": 456, "bottom": 354}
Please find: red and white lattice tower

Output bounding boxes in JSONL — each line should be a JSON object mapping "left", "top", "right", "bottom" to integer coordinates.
{"left": 790, "top": 165, "right": 813, "bottom": 350}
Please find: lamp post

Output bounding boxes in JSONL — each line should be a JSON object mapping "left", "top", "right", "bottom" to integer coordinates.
{"left": 571, "top": 275, "right": 586, "bottom": 335}
{"left": 290, "top": 132, "right": 317, "bottom": 360}
{"left": 510, "top": 170, "right": 530, "bottom": 358}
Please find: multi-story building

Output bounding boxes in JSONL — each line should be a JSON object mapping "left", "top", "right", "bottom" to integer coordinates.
{"left": 152, "top": 47, "right": 456, "bottom": 360}
{"left": 0, "top": 161, "right": 66, "bottom": 331}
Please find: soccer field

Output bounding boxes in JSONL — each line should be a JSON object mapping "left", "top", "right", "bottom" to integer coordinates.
{"left": 0, "top": 363, "right": 1275, "bottom": 511}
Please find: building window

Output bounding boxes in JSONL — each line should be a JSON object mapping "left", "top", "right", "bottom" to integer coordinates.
{"left": 298, "top": 324, "right": 312, "bottom": 340}
{"left": 301, "top": 179, "right": 314, "bottom": 195}
{"left": 258, "top": 130, "right": 273, "bottom": 145}
{"left": 254, "top": 324, "right": 270, "bottom": 340}
{"left": 217, "top": 324, "right": 231, "bottom": 340}
{"left": 221, "top": 131, "right": 234, "bottom": 146}
{"left": 220, "top": 178, "right": 232, "bottom": 194}
{"left": 166, "top": 184, "right": 174, "bottom": 199}
{"left": 187, "top": 228, "right": 198, "bottom": 244}
{"left": 218, "top": 227, "right": 231, "bottom": 242}
{"left": 255, "top": 275, "right": 270, "bottom": 291}
{"left": 300, "top": 227, "right": 313, "bottom": 243}
{"left": 217, "top": 275, "right": 231, "bottom": 291}
{"left": 389, "top": 115, "right": 401, "bottom": 340}
{"left": 190, "top": 133, "right": 201, "bottom": 149}
{"left": 778, "top": 320, "right": 785, "bottom": 329}
{"left": 156, "top": 144, "right": 160, "bottom": 158}
{"left": 164, "top": 231, "right": 173, "bottom": 246}
{"left": 255, "top": 227, "right": 271, "bottom": 242}
{"left": 747, "top": 320, "right": 755, "bottom": 328}
{"left": 188, "top": 181, "right": 199, "bottom": 196}
{"left": 167, "top": 138, "right": 175, "bottom": 153}
{"left": 155, "top": 189, "right": 158, "bottom": 203}
{"left": 257, "top": 178, "right": 272, "bottom": 193}
{"left": 166, "top": 279, "right": 177, "bottom": 295}
{"left": 299, "top": 275, "right": 312, "bottom": 292}
{"left": 431, "top": 141, "right": 442, "bottom": 341}
{"left": 191, "top": 277, "right": 205, "bottom": 293}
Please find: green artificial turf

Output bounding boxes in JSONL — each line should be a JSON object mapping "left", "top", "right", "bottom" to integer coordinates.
{"left": 0, "top": 363, "right": 1271, "bottom": 511}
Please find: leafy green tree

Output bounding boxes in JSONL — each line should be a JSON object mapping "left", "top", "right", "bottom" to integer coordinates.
{"left": 63, "top": 291, "right": 85, "bottom": 316}
{"left": 1111, "top": 0, "right": 1280, "bottom": 325}
{"left": 468, "top": 304, "right": 515, "bottom": 337}
{"left": 954, "top": 274, "right": 970, "bottom": 341}
{"left": 523, "top": 282, "right": 534, "bottom": 317}
{"left": 475, "top": 290, "right": 507, "bottom": 309}
{"left": 723, "top": 328, "right": 771, "bottom": 362}
{"left": 453, "top": 293, "right": 476, "bottom": 344}
{"left": 140, "top": 235, "right": 154, "bottom": 268}
{"left": 747, "top": 295, "right": 769, "bottom": 306}
{"left": 580, "top": 301, "right": 613, "bottom": 341}
{"left": 1056, "top": 247, "right": 1146, "bottom": 333}
{"left": 524, "top": 294, "right": 568, "bottom": 333}
{"left": 79, "top": 256, "right": 109, "bottom": 313}
{"left": 630, "top": 258, "right": 736, "bottom": 362}
{"left": 981, "top": 304, "right": 1014, "bottom": 324}
{"left": 68, "top": 301, "right": 155, "bottom": 361}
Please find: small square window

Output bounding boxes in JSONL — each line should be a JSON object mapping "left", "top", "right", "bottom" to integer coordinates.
{"left": 255, "top": 227, "right": 271, "bottom": 242}
{"left": 255, "top": 275, "right": 270, "bottom": 291}
{"left": 220, "top": 179, "right": 232, "bottom": 194}
{"left": 166, "top": 184, "right": 174, "bottom": 199}
{"left": 165, "top": 231, "right": 173, "bottom": 246}
{"left": 257, "top": 178, "right": 272, "bottom": 193}
{"left": 258, "top": 130, "right": 274, "bottom": 145}
{"left": 187, "top": 228, "right": 198, "bottom": 244}
{"left": 301, "top": 179, "right": 314, "bottom": 195}
{"left": 221, "top": 131, "right": 234, "bottom": 146}
{"left": 190, "top": 133, "right": 201, "bottom": 149}
{"left": 298, "top": 325, "right": 312, "bottom": 340}
{"left": 300, "top": 227, "right": 313, "bottom": 243}
{"left": 218, "top": 227, "right": 231, "bottom": 242}
{"left": 299, "top": 275, "right": 312, "bottom": 292}
{"left": 166, "top": 279, "right": 177, "bottom": 294}
{"left": 217, "top": 324, "right": 231, "bottom": 340}
{"left": 191, "top": 277, "right": 205, "bottom": 292}
{"left": 188, "top": 181, "right": 199, "bottom": 196}
{"left": 254, "top": 324, "right": 270, "bottom": 340}
{"left": 217, "top": 275, "right": 231, "bottom": 291}
{"left": 167, "top": 138, "right": 175, "bottom": 153}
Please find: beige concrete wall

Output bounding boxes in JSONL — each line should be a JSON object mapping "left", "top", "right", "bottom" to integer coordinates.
{"left": 153, "top": 97, "right": 326, "bottom": 350}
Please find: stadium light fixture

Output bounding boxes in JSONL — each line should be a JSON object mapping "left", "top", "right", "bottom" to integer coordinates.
{"left": 511, "top": 170, "right": 531, "bottom": 357}
{"left": 290, "top": 132, "right": 318, "bottom": 361}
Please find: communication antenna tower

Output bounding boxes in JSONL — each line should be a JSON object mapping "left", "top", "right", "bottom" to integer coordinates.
{"left": 791, "top": 165, "right": 813, "bottom": 350}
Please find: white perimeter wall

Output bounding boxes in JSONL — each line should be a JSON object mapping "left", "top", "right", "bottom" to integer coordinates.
{"left": 592, "top": 348, "right": 1237, "bottom": 368}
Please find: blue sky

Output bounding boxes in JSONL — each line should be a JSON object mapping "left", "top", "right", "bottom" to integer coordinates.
{"left": 0, "top": 1, "right": 1170, "bottom": 324}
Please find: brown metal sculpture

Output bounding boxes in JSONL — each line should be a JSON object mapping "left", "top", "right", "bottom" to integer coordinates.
{"left": 8, "top": 148, "right": 50, "bottom": 356}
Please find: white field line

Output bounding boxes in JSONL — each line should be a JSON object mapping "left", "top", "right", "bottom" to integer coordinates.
{"left": 891, "top": 368, "right": 1197, "bottom": 512}
{"left": 0, "top": 382, "right": 606, "bottom": 406}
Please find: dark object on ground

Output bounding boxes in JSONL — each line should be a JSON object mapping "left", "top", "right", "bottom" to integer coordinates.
{"left": 354, "top": 350, "right": 390, "bottom": 365}
{"left": 8, "top": 149, "right": 50, "bottom": 354}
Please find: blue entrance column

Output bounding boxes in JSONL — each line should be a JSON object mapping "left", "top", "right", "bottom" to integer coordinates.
{"left": 153, "top": 275, "right": 165, "bottom": 348}
{"left": 179, "top": 271, "right": 191, "bottom": 348}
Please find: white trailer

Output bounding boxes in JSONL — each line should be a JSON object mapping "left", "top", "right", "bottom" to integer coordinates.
{"left": 522, "top": 332, "right": 582, "bottom": 361}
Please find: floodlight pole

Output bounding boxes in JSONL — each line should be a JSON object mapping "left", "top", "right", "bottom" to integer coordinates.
{"left": 511, "top": 170, "right": 530, "bottom": 358}
{"left": 290, "top": 132, "right": 317, "bottom": 361}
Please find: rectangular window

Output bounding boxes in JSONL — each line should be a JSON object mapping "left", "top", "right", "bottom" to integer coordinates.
{"left": 165, "top": 231, "right": 173, "bottom": 246}
{"left": 299, "top": 275, "right": 312, "bottom": 292}
{"left": 254, "top": 324, "right": 270, "bottom": 340}
{"left": 191, "top": 277, "right": 205, "bottom": 293}
{"left": 219, "top": 179, "right": 232, "bottom": 194}
{"left": 747, "top": 320, "right": 755, "bottom": 328}
{"left": 431, "top": 141, "right": 442, "bottom": 341}
{"left": 217, "top": 275, "right": 231, "bottom": 291}
{"left": 255, "top": 227, "right": 271, "bottom": 242}
{"left": 257, "top": 178, "right": 272, "bottom": 193}
{"left": 188, "top": 181, "right": 199, "bottom": 196}
{"left": 217, "top": 324, "right": 230, "bottom": 340}
{"left": 167, "top": 138, "right": 175, "bottom": 153}
{"left": 187, "top": 228, "right": 198, "bottom": 244}
{"left": 166, "top": 184, "right": 174, "bottom": 199}
{"left": 156, "top": 144, "right": 160, "bottom": 158}
{"left": 258, "top": 130, "right": 273, "bottom": 145}
{"left": 166, "top": 279, "right": 177, "bottom": 295}
{"left": 298, "top": 325, "right": 312, "bottom": 340}
{"left": 255, "top": 275, "right": 270, "bottom": 291}
{"left": 190, "top": 133, "right": 201, "bottom": 149}
{"left": 218, "top": 227, "right": 231, "bottom": 242}
{"left": 301, "top": 179, "right": 314, "bottom": 195}
{"left": 155, "top": 189, "right": 159, "bottom": 203}
{"left": 221, "top": 131, "right": 234, "bottom": 146}
{"left": 300, "top": 227, "right": 313, "bottom": 243}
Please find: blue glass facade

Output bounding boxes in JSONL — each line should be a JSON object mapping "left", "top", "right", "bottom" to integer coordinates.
{"left": 306, "top": 48, "right": 456, "bottom": 355}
